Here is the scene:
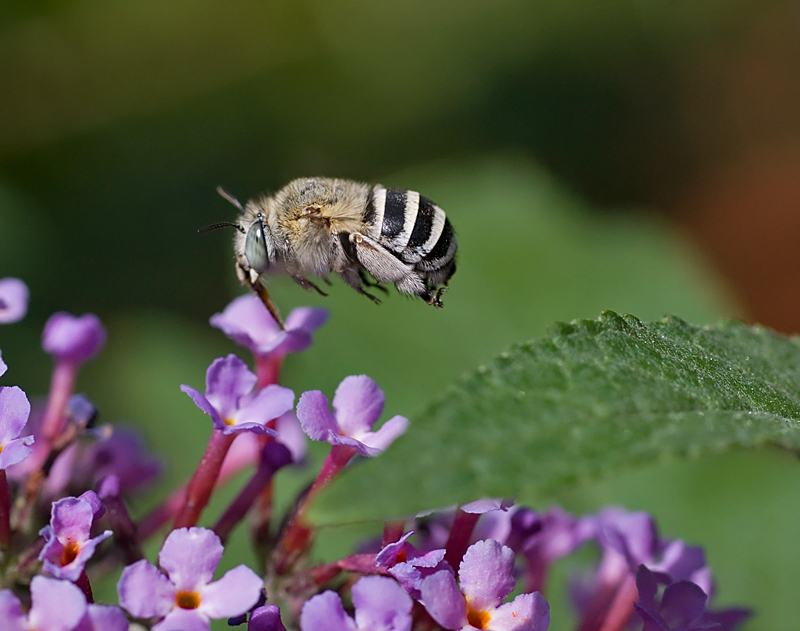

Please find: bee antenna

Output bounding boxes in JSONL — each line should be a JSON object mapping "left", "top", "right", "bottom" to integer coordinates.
{"left": 198, "top": 221, "right": 246, "bottom": 234}
{"left": 217, "top": 186, "right": 245, "bottom": 213}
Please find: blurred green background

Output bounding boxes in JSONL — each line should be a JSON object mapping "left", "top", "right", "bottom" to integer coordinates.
{"left": 2, "top": 1, "right": 800, "bottom": 629}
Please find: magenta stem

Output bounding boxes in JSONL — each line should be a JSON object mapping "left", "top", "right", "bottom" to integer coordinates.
{"left": 172, "top": 429, "right": 236, "bottom": 530}
{"left": 40, "top": 361, "right": 78, "bottom": 444}
{"left": 444, "top": 508, "right": 481, "bottom": 571}
{"left": 74, "top": 570, "right": 94, "bottom": 604}
{"left": 213, "top": 444, "right": 289, "bottom": 544}
{"left": 0, "top": 470, "right": 11, "bottom": 548}
{"left": 596, "top": 573, "right": 637, "bottom": 631}
{"left": 255, "top": 354, "right": 283, "bottom": 389}
{"left": 272, "top": 444, "right": 357, "bottom": 575}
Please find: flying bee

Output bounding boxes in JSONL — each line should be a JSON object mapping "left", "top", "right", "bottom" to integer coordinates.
{"left": 214, "top": 178, "right": 457, "bottom": 328}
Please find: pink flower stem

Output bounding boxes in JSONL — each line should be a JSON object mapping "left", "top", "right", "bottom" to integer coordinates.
{"left": 140, "top": 433, "right": 260, "bottom": 540}
{"left": 40, "top": 361, "right": 78, "bottom": 444}
{"left": 596, "top": 573, "right": 637, "bottom": 631}
{"left": 272, "top": 444, "right": 356, "bottom": 575}
{"left": 172, "top": 429, "right": 236, "bottom": 530}
{"left": 213, "top": 443, "right": 290, "bottom": 544}
{"left": 577, "top": 572, "right": 628, "bottom": 631}
{"left": 382, "top": 521, "right": 406, "bottom": 547}
{"left": 0, "top": 470, "right": 11, "bottom": 548}
{"left": 443, "top": 507, "right": 481, "bottom": 571}
{"left": 74, "top": 570, "right": 94, "bottom": 603}
{"left": 255, "top": 354, "right": 283, "bottom": 389}
{"left": 137, "top": 485, "right": 186, "bottom": 541}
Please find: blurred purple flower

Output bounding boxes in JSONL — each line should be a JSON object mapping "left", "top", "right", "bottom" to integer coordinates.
{"left": 419, "top": 539, "right": 550, "bottom": 631}
{"left": 117, "top": 526, "right": 262, "bottom": 631}
{"left": 633, "top": 565, "right": 751, "bottom": 631}
{"left": 0, "top": 575, "right": 87, "bottom": 631}
{"left": 0, "top": 278, "right": 29, "bottom": 324}
{"left": 300, "top": 576, "right": 413, "bottom": 631}
{"left": 80, "top": 426, "right": 161, "bottom": 493}
{"left": 42, "top": 312, "right": 106, "bottom": 364}
{"left": 296, "top": 375, "right": 408, "bottom": 457}
{"left": 211, "top": 295, "right": 328, "bottom": 358}
{"left": 39, "top": 491, "right": 111, "bottom": 581}
{"left": 181, "top": 354, "right": 294, "bottom": 435}
{"left": 512, "top": 507, "right": 592, "bottom": 593}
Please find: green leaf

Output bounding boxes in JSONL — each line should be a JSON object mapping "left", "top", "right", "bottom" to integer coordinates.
{"left": 308, "top": 311, "right": 800, "bottom": 524}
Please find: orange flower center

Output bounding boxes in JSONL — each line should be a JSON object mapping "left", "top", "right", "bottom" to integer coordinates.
{"left": 59, "top": 540, "right": 80, "bottom": 566}
{"left": 176, "top": 591, "right": 201, "bottom": 609}
{"left": 466, "top": 605, "right": 491, "bottom": 629}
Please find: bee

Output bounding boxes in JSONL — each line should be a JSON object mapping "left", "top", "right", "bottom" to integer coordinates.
{"left": 215, "top": 178, "right": 457, "bottom": 327}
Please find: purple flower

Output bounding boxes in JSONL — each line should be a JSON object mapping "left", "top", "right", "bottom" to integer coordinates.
{"left": 0, "top": 381, "right": 33, "bottom": 469}
{"left": 300, "top": 576, "right": 413, "bottom": 631}
{"left": 419, "top": 539, "right": 550, "bottom": 631}
{"left": 79, "top": 426, "right": 161, "bottom": 494}
{"left": 118, "top": 526, "right": 263, "bottom": 630}
{"left": 0, "top": 575, "right": 87, "bottom": 631}
{"left": 633, "top": 565, "right": 751, "bottom": 631}
{"left": 181, "top": 354, "right": 294, "bottom": 435}
{"left": 512, "top": 507, "right": 592, "bottom": 592}
{"left": 296, "top": 375, "right": 409, "bottom": 457}
{"left": 74, "top": 604, "right": 130, "bottom": 631}
{"left": 42, "top": 312, "right": 106, "bottom": 364}
{"left": 39, "top": 491, "right": 112, "bottom": 581}
{"left": 0, "top": 278, "right": 29, "bottom": 324}
{"left": 211, "top": 295, "right": 328, "bottom": 357}
{"left": 249, "top": 604, "right": 288, "bottom": 631}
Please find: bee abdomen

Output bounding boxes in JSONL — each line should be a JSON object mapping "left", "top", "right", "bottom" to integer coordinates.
{"left": 363, "top": 186, "right": 455, "bottom": 272}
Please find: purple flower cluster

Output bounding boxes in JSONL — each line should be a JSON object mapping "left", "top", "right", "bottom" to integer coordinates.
{"left": 0, "top": 278, "right": 752, "bottom": 631}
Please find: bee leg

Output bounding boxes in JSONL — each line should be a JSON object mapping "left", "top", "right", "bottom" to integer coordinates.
{"left": 238, "top": 263, "right": 286, "bottom": 330}
{"left": 339, "top": 268, "right": 381, "bottom": 304}
{"left": 357, "top": 269, "right": 388, "bottom": 295}
{"left": 290, "top": 275, "right": 328, "bottom": 297}
{"left": 427, "top": 286, "right": 447, "bottom": 308}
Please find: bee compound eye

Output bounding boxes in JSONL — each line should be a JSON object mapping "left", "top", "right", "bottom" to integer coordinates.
{"left": 244, "top": 217, "right": 270, "bottom": 273}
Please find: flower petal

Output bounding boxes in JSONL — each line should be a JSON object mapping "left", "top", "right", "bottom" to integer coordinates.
{"left": 296, "top": 390, "right": 338, "bottom": 441}
{"left": 352, "top": 576, "right": 413, "bottom": 631}
{"left": 200, "top": 564, "right": 263, "bottom": 618}
{"left": 332, "top": 375, "right": 385, "bottom": 435}
{"left": 28, "top": 575, "right": 87, "bottom": 631}
{"left": 459, "top": 539, "right": 516, "bottom": 610}
{"left": 159, "top": 527, "right": 223, "bottom": 590}
{"left": 118, "top": 559, "right": 176, "bottom": 618}
{"left": 300, "top": 591, "right": 357, "bottom": 631}
{"left": 181, "top": 385, "right": 225, "bottom": 428}
{"left": 490, "top": 592, "right": 550, "bottom": 631}
{"left": 75, "top": 604, "right": 130, "bottom": 631}
{"left": 204, "top": 355, "right": 257, "bottom": 419}
{"left": 0, "top": 386, "right": 31, "bottom": 443}
{"left": 357, "top": 414, "right": 409, "bottom": 453}
{"left": 0, "top": 590, "right": 26, "bottom": 631}
{"left": 154, "top": 608, "right": 212, "bottom": 631}
{"left": 420, "top": 569, "right": 467, "bottom": 630}
{"left": 235, "top": 384, "right": 294, "bottom": 428}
